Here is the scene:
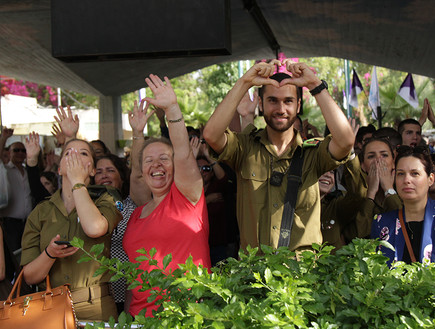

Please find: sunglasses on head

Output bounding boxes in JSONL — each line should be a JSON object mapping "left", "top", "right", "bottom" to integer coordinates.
{"left": 396, "top": 145, "right": 429, "bottom": 155}
{"left": 198, "top": 165, "right": 212, "bottom": 172}
{"left": 12, "top": 148, "right": 26, "bottom": 153}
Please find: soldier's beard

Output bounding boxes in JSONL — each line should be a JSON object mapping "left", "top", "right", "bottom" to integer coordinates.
{"left": 263, "top": 113, "right": 296, "bottom": 132}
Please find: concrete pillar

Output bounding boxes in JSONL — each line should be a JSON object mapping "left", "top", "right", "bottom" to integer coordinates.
{"left": 98, "top": 95, "right": 122, "bottom": 155}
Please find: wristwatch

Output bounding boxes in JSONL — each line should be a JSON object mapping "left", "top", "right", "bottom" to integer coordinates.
{"left": 384, "top": 188, "right": 397, "bottom": 197}
{"left": 309, "top": 80, "right": 328, "bottom": 96}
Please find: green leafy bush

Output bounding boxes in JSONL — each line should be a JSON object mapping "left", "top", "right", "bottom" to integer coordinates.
{"left": 70, "top": 238, "right": 435, "bottom": 329}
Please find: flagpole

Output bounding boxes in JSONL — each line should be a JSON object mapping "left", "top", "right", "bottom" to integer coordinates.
{"left": 377, "top": 106, "right": 382, "bottom": 128}
{"left": 344, "top": 59, "right": 351, "bottom": 118}
{"left": 57, "top": 87, "right": 62, "bottom": 107}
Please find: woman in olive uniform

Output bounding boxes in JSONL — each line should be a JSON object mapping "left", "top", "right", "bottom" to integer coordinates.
{"left": 21, "top": 139, "right": 121, "bottom": 321}
{"left": 354, "top": 137, "right": 402, "bottom": 238}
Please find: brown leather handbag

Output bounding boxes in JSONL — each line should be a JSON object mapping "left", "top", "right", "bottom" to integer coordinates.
{"left": 0, "top": 270, "right": 77, "bottom": 329}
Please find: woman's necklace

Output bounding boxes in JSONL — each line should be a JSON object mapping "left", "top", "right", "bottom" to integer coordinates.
{"left": 406, "top": 220, "right": 423, "bottom": 240}
{"left": 407, "top": 222, "right": 414, "bottom": 240}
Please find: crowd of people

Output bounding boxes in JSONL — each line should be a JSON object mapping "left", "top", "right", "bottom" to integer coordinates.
{"left": 0, "top": 60, "right": 434, "bottom": 320}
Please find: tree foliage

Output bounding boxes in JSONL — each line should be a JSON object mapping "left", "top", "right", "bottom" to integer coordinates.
{"left": 3, "top": 57, "right": 434, "bottom": 137}
{"left": 293, "top": 58, "right": 435, "bottom": 132}
{"left": 132, "top": 57, "right": 434, "bottom": 137}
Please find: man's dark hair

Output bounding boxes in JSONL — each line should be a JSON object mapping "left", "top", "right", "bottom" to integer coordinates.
{"left": 397, "top": 118, "right": 421, "bottom": 135}
{"left": 258, "top": 73, "right": 303, "bottom": 115}
{"left": 355, "top": 124, "right": 376, "bottom": 144}
{"left": 372, "top": 127, "right": 402, "bottom": 151}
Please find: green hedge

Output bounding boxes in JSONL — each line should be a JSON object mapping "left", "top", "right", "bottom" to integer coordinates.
{"left": 71, "top": 238, "right": 435, "bottom": 329}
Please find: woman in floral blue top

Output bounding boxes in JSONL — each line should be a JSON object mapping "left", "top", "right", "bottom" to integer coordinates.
{"left": 371, "top": 145, "right": 435, "bottom": 265}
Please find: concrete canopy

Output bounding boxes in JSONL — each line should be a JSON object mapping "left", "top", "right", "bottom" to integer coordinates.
{"left": 1, "top": 0, "right": 434, "bottom": 97}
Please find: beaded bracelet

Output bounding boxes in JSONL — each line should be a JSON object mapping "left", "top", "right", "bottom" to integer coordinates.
{"left": 167, "top": 117, "right": 183, "bottom": 123}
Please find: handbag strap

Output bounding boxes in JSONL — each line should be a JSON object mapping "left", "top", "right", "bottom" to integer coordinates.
{"left": 277, "top": 146, "right": 304, "bottom": 248}
{"left": 5, "top": 269, "right": 24, "bottom": 303}
{"left": 5, "top": 269, "right": 52, "bottom": 303}
{"left": 398, "top": 209, "right": 417, "bottom": 263}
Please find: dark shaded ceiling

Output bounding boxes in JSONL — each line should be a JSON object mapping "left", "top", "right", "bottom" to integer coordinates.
{"left": 1, "top": 0, "right": 434, "bottom": 97}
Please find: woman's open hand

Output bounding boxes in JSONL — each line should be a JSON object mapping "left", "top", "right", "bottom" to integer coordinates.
{"left": 144, "top": 75, "right": 178, "bottom": 112}
{"left": 54, "top": 106, "right": 79, "bottom": 140}
{"left": 128, "top": 99, "right": 155, "bottom": 134}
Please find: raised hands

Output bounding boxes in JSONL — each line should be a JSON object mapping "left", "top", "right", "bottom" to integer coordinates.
{"left": 242, "top": 60, "right": 321, "bottom": 91}
{"left": 242, "top": 60, "right": 281, "bottom": 88}
{"left": 154, "top": 106, "right": 166, "bottom": 125}
{"left": 54, "top": 106, "right": 79, "bottom": 140}
{"left": 281, "top": 60, "right": 321, "bottom": 90}
{"left": 425, "top": 98, "right": 435, "bottom": 125}
{"left": 128, "top": 99, "right": 155, "bottom": 135}
{"left": 190, "top": 136, "right": 201, "bottom": 159}
{"left": 237, "top": 90, "right": 258, "bottom": 118}
{"left": 144, "top": 75, "right": 178, "bottom": 113}
{"left": 200, "top": 141, "right": 211, "bottom": 160}
{"left": 0, "top": 127, "right": 14, "bottom": 142}
{"left": 348, "top": 117, "right": 360, "bottom": 137}
{"left": 419, "top": 99, "right": 429, "bottom": 126}
{"left": 51, "top": 124, "right": 66, "bottom": 147}
{"left": 44, "top": 151, "right": 57, "bottom": 172}
{"left": 24, "top": 132, "right": 41, "bottom": 167}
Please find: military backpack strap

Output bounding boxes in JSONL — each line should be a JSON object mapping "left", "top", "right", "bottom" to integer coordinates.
{"left": 277, "top": 146, "right": 304, "bottom": 248}
{"left": 87, "top": 185, "right": 124, "bottom": 212}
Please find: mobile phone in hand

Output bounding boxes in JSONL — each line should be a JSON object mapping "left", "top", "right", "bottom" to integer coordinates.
{"left": 54, "top": 240, "right": 73, "bottom": 248}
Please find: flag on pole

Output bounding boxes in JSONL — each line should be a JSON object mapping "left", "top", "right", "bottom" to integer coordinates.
{"left": 342, "top": 90, "right": 348, "bottom": 109}
{"left": 368, "top": 66, "right": 380, "bottom": 119}
{"left": 349, "top": 69, "right": 363, "bottom": 108}
{"left": 398, "top": 73, "right": 419, "bottom": 109}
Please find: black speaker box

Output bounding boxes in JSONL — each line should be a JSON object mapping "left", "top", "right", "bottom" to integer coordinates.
{"left": 52, "top": 0, "right": 231, "bottom": 62}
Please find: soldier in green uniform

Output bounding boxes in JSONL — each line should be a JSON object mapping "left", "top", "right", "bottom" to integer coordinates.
{"left": 203, "top": 60, "right": 354, "bottom": 252}
{"left": 21, "top": 139, "right": 122, "bottom": 321}
{"left": 319, "top": 169, "right": 367, "bottom": 251}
